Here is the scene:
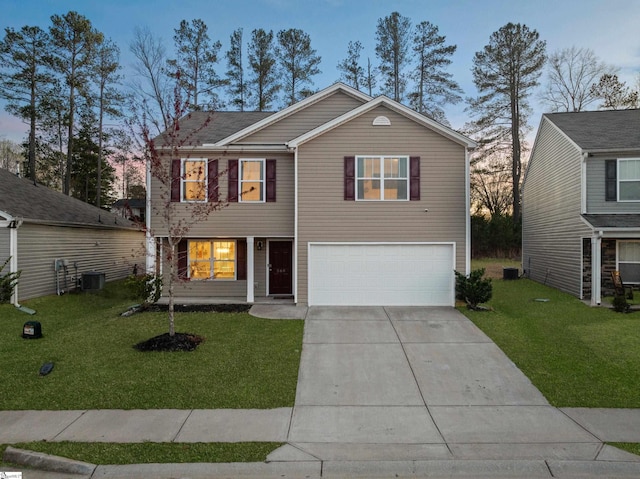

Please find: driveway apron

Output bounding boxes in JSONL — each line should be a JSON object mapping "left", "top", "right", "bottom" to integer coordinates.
{"left": 286, "top": 306, "right": 601, "bottom": 462}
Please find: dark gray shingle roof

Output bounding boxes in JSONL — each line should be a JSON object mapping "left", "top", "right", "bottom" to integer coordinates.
{"left": 0, "top": 168, "right": 138, "bottom": 229}
{"left": 582, "top": 214, "right": 640, "bottom": 229}
{"left": 545, "top": 109, "right": 640, "bottom": 151}
{"left": 154, "top": 111, "right": 275, "bottom": 147}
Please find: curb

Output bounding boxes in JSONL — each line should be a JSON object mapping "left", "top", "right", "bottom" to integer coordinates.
{"left": 3, "top": 446, "right": 96, "bottom": 476}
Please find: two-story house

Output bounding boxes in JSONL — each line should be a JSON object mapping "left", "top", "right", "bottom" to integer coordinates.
{"left": 522, "top": 109, "right": 640, "bottom": 305}
{"left": 147, "top": 83, "right": 476, "bottom": 306}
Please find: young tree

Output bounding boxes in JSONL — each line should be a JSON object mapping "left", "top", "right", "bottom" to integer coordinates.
{"left": 129, "top": 26, "right": 171, "bottom": 135}
{"left": 140, "top": 75, "right": 224, "bottom": 337}
{"left": 337, "top": 40, "right": 365, "bottom": 91}
{"left": 92, "top": 39, "right": 124, "bottom": 208}
{"left": 466, "top": 22, "right": 546, "bottom": 221}
{"left": 49, "top": 11, "right": 103, "bottom": 195}
{"left": 541, "top": 47, "right": 615, "bottom": 112}
{"left": 247, "top": 28, "right": 279, "bottom": 111}
{"left": 365, "top": 57, "right": 377, "bottom": 96}
{"left": 225, "top": 28, "right": 248, "bottom": 111}
{"left": 408, "top": 20, "right": 462, "bottom": 124}
{"left": 0, "top": 25, "right": 53, "bottom": 182}
{"left": 375, "top": 11, "right": 411, "bottom": 102}
{"left": 589, "top": 73, "right": 639, "bottom": 110}
{"left": 168, "top": 19, "right": 222, "bottom": 110}
{"left": 276, "top": 28, "right": 321, "bottom": 106}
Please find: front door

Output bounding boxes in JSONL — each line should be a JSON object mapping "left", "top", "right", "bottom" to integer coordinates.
{"left": 269, "top": 241, "right": 293, "bottom": 295}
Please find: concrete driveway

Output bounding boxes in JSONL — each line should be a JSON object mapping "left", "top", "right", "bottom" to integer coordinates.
{"left": 279, "top": 306, "right": 603, "bottom": 462}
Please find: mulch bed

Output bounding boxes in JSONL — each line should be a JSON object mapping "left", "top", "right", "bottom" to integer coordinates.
{"left": 134, "top": 332, "right": 205, "bottom": 352}
{"left": 144, "top": 304, "right": 252, "bottom": 313}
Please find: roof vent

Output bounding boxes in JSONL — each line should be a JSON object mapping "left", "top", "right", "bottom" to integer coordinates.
{"left": 372, "top": 115, "right": 391, "bottom": 126}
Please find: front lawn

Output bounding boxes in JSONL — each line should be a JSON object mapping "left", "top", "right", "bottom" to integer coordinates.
{"left": 0, "top": 281, "right": 303, "bottom": 410}
{"left": 461, "top": 275, "right": 640, "bottom": 408}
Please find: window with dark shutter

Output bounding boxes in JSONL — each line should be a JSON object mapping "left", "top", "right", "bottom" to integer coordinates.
{"left": 177, "top": 240, "right": 188, "bottom": 280}
{"left": 236, "top": 239, "right": 247, "bottom": 280}
{"left": 228, "top": 159, "right": 238, "bottom": 202}
{"left": 344, "top": 156, "right": 355, "bottom": 200}
{"left": 171, "top": 159, "right": 181, "bottom": 202}
{"left": 410, "top": 156, "right": 420, "bottom": 201}
{"left": 207, "top": 159, "right": 218, "bottom": 202}
{"left": 605, "top": 159, "right": 617, "bottom": 201}
{"left": 266, "top": 159, "right": 276, "bottom": 202}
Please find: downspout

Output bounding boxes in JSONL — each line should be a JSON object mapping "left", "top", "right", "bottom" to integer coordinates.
{"left": 145, "top": 155, "right": 155, "bottom": 274}
{"left": 591, "top": 230, "right": 602, "bottom": 306}
{"left": 8, "top": 218, "right": 20, "bottom": 306}
{"left": 581, "top": 152, "right": 588, "bottom": 214}
{"left": 465, "top": 148, "right": 471, "bottom": 275}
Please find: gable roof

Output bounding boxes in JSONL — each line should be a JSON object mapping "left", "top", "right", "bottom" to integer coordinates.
{"left": 214, "top": 82, "right": 372, "bottom": 146}
{"left": 288, "top": 95, "right": 476, "bottom": 149}
{"left": 544, "top": 109, "right": 640, "bottom": 152}
{"left": 0, "top": 168, "right": 138, "bottom": 229}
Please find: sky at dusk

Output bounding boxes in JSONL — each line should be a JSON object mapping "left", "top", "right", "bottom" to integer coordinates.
{"left": 1, "top": 0, "right": 639, "bottom": 144}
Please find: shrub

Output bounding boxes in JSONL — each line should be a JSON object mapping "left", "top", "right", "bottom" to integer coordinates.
{"left": 612, "top": 294, "right": 631, "bottom": 313}
{"left": 455, "top": 268, "right": 492, "bottom": 310}
{"left": 124, "top": 274, "right": 162, "bottom": 304}
{"left": 0, "top": 257, "right": 20, "bottom": 303}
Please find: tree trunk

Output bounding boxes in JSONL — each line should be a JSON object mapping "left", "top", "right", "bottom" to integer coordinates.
{"left": 167, "top": 240, "right": 176, "bottom": 337}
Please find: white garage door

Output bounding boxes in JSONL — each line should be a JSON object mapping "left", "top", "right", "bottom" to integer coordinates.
{"left": 308, "top": 243, "right": 455, "bottom": 306}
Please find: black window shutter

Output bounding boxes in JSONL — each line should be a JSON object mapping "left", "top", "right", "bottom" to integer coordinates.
{"left": 207, "top": 159, "right": 218, "bottom": 202}
{"left": 344, "top": 156, "right": 355, "bottom": 201}
{"left": 605, "top": 159, "right": 617, "bottom": 201}
{"left": 266, "top": 159, "right": 276, "bottom": 202}
{"left": 228, "top": 159, "right": 238, "bottom": 202}
{"left": 177, "top": 240, "right": 189, "bottom": 280}
{"left": 410, "top": 156, "right": 420, "bottom": 201}
{"left": 171, "top": 159, "right": 181, "bottom": 202}
{"left": 237, "top": 239, "right": 247, "bottom": 280}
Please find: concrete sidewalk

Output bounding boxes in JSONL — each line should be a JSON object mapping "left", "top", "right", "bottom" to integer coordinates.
{"left": 3, "top": 305, "right": 640, "bottom": 478}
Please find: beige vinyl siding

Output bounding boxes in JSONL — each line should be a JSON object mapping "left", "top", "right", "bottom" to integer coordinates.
{"left": 296, "top": 105, "right": 467, "bottom": 305}
{"left": 240, "top": 91, "right": 366, "bottom": 144}
{"left": 0, "top": 228, "right": 9, "bottom": 263}
{"left": 151, "top": 153, "right": 294, "bottom": 238}
{"left": 586, "top": 156, "right": 640, "bottom": 213}
{"left": 16, "top": 223, "right": 144, "bottom": 301}
{"left": 522, "top": 118, "right": 592, "bottom": 297}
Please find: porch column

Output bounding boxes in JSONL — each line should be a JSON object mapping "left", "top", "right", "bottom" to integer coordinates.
{"left": 591, "top": 234, "right": 602, "bottom": 306}
{"left": 246, "top": 236, "right": 254, "bottom": 303}
{"left": 9, "top": 223, "right": 18, "bottom": 306}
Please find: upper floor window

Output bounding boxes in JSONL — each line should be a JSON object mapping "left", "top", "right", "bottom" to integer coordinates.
{"left": 240, "top": 159, "right": 264, "bottom": 202}
{"left": 356, "top": 156, "right": 408, "bottom": 201}
{"left": 183, "top": 159, "right": 206, "bottom": 201}
{"left": 618, "top": 159, "right": 640, "bottom": 201}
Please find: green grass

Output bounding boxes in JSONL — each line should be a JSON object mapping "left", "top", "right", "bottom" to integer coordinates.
{"left": 611, "top": 443, "right": 640, "bottom": 457}
{"left": 460, "top": 276, "right": 640, "bottom": 407}
{"left": 2, "top": 442, "right": 281, "bottom": 464}
{"left": 0, "top": 281, "right": 303, "bottom": 410}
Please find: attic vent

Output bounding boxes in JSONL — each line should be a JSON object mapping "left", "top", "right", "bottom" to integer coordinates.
{"left": 372, "top": 115, "right": 391, "bottom": 126}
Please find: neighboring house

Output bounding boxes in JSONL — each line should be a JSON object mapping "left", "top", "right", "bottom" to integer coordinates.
{"left": 111, "top": 198, "right": 146, "bottom": 223}
{"left": 522, "top": 109, "right": 640, "bottom": 305}
{"left": 0, "top": 168, "right": 145, "bottom": 306}
{"left": 148, "top": 83, "right": 476, "bottom": 306}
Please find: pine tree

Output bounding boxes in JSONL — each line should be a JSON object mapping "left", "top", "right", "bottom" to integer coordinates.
{"left": 337, "top": 41, "right": 365, "bottom": 91}
{"left": 375, "top": 11, "right": 411, "bottom": 102}
{"left": 276, "top": 28, "right": 321, "bottom": 106}
{"left": 247, "top": 28, "right": 279, "bottom": 111}
{"left": 225, "top": 28, "right": 248, "bottom": 111}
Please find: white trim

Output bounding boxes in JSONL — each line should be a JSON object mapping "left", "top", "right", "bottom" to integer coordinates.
{"left": 246, "top": 236, "right": 254, "bottom": 302}
{"left": 9, "top": 224, "right": 19, "bottom": 306}
{"left": 591, "top": 234, "right": 602, "bottom": 305}
{"left": 355, "top": 155, "right": 409, "bottom": 201}
{"left": 616, "top": 239, "right": 640, "bottom": 284}
{"left": 616, "top": 158, "right": 640, "bottom": 202}
{"left": 294, "top": 148, "right": 299, "bottom": 303}
{"left": 465, "top": 148, "right": 471, "bottom": 275}
{"left": 187, "top": 239, "right": 237, "bottom": 281}
{"left": 215, "top": 83, "right": 372, "bottom": 146}
{"left": 145, "top": 158, "right": 155, "bottom": 274}
{"left": 581, "top": 152, "right": 588, "bottom": 214}
{"left": 287, "top": 96, "right": 476, "bottom": 149}
{"left": 239, "top": 158, "right": 266, "bottom": 203}
{"left": 181, "top": 158, "right": 208, "bottom": 203}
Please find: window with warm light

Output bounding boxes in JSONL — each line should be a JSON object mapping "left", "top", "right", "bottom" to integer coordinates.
{"left": 188, "top": 240, "right": 236, "bottom": 280}
{"left": 356, "top": 156, "right": 408, "bottom": 200}
{"left": 240, "top": 159, "right": 264, "bottom": 201}
{"left": 183, "top": 159, "right": 206, "bottom": 201}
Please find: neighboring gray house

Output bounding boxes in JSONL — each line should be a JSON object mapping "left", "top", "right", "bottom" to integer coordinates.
{"left": 111, "top": 198, "right": 146, "bottom": 222}
{"left": 149, "top": 83, "right": 476, "bottom": 306}
{"left": 522, "top": 109, "right": 640, "bottom": 305}
{"left": 0, "top": 168, "right": 145, "bottom": 305}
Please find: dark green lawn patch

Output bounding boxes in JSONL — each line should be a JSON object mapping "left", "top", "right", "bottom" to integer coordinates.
{"left": 460, "top": 277, "right": 640, "bottom": 408}
{"left": 0, "top": 281, "right": 303, "bottom": 410}
{"left": 609, "top": 443, "right": 640, "bottom": 457}
{"left": 3, "top": 442, "right": 281, "bottom": 464}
